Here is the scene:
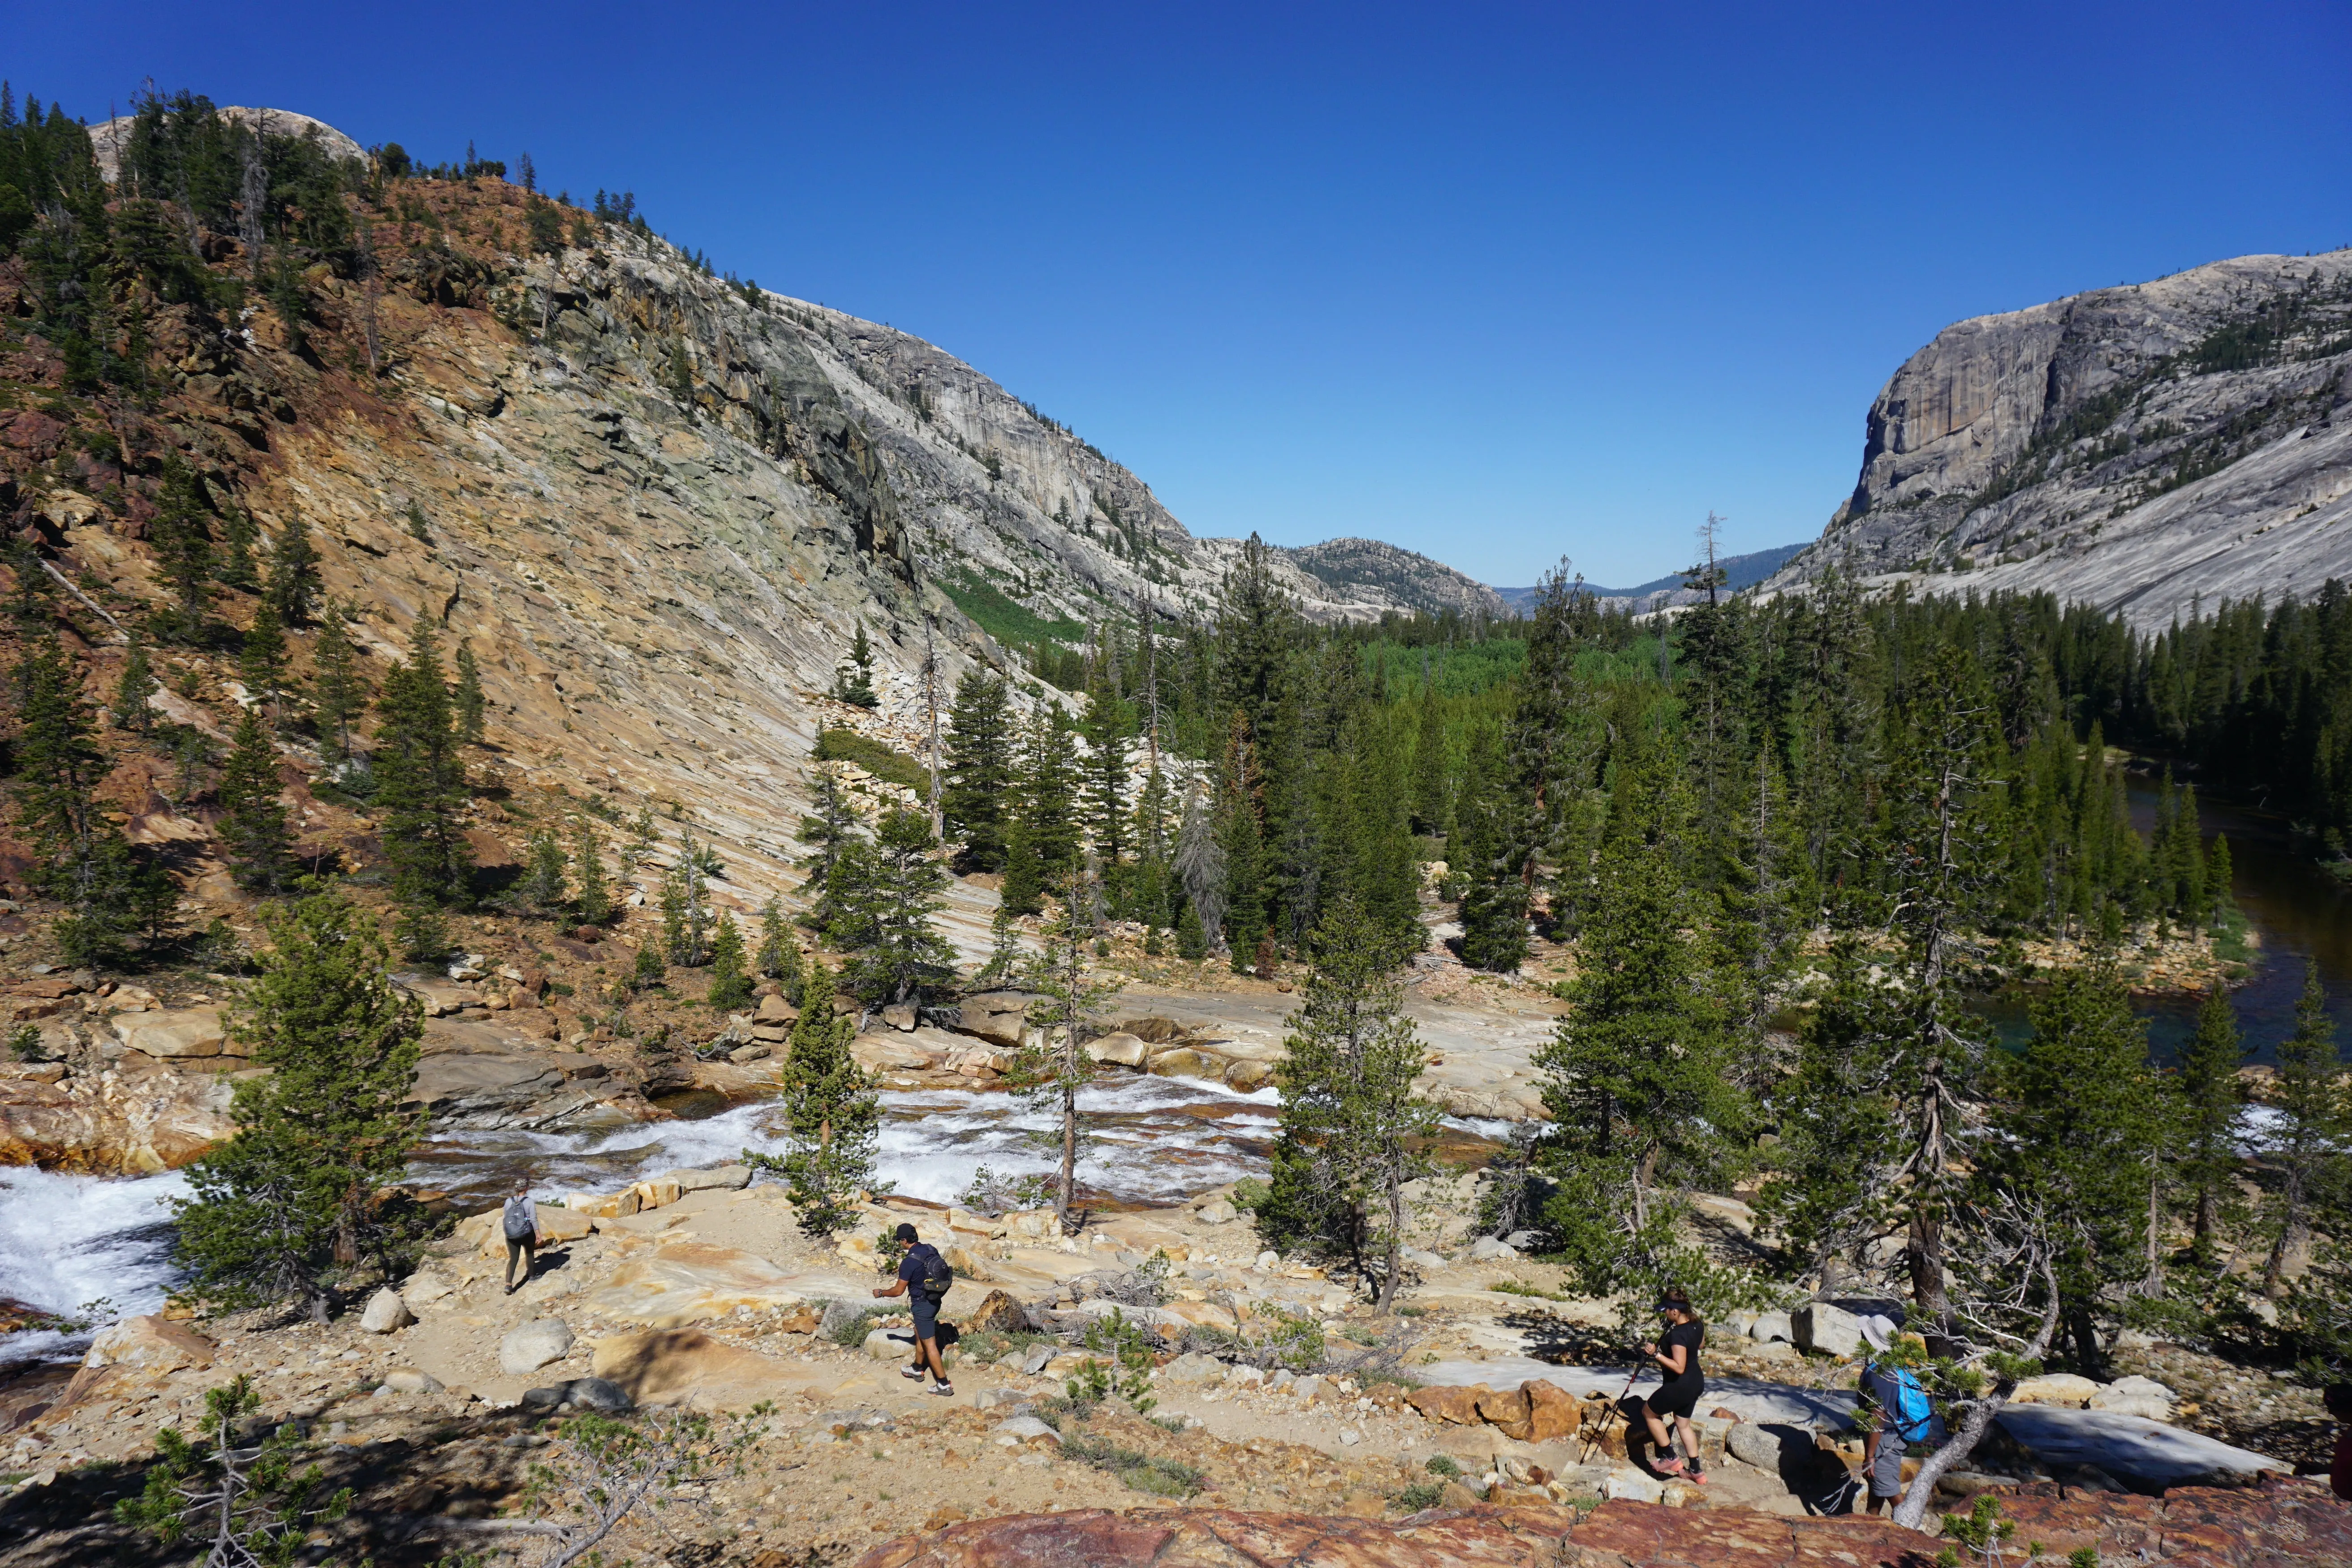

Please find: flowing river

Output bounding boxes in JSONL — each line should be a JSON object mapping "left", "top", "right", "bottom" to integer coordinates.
{"left": 7, "top": 775, "right": 2344, "bottom": 1370}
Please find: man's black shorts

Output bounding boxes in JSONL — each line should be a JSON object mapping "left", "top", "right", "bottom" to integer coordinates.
{"left": 911, "top": 1293, "right": 939, "bottom": 1342}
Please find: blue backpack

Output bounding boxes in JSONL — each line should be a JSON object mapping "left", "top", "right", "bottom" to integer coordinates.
{"left": 1873, "top": 1362, "right": 1933, "bottom": 1442}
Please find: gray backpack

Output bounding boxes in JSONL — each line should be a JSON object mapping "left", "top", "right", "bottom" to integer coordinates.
{"left": 502, "top": 1195, "right": 536, "bottom": 1241}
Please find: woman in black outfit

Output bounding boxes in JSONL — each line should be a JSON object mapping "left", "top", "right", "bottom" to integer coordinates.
{"left": 1635, "top": 1287, "right": 1706, "bottom": 1483}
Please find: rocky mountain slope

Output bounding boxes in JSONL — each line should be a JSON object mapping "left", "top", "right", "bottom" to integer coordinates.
{"left": 775, "top": 303, "right": 1503, "bottom": 627}
{"left": 1769, "top": 250, "right": 2352, "bottom": 627}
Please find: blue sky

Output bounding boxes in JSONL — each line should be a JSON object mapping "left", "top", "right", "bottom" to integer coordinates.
{"left": 14, "top": 2, "right": 2350, "bottom": 586}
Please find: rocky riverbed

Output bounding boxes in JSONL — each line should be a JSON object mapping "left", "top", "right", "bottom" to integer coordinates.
{"left": 3, "top": 1156, "right": 2336, "bottom": 1567}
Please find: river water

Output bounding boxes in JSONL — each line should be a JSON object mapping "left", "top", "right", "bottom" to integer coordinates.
{"left": 8, "top": 777, "right": 2343, "bottom": 1367}
{"left": 1975, "top": 778, "right": 2352, "bottom": 1064}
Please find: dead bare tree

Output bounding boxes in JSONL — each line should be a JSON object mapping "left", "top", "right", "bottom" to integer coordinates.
{"left": 1888, "top": 1192, "right": 2067, "bottom": 1530}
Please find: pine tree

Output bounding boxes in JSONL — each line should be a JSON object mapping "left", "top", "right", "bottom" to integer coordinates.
{"left": 2203, "top": 835, "right": 2234, "bottom": 927}
{"left": 151, "top": 457, "right": 213, "bottom": 640}
{"left": 112, "top": 632, "right": 156, "bottom": 732}
{"left": 1001, "top": 704, "right": 1079, "bottom": 918}
{"left": 172, "top": 893, "right": 425, "bottom": 1320}
{"left": 1255, "top": 896, "right": 1439, "bottom": 1306}
{"left": 1409, "top": 668, "right": 1447, "bottom": 836}
{"left": 797, "top": 771, "right": 858, "bottom": 925}
{"left": 522, "top": 824, "right": 569, "bottom": 911}
{"left": 832, "top": 623, "right": 879, "bottom": 707}
{"left": 2175, "top": 985, "right": 2248, "bottom": 1265}
{"left": 1006, "top": 866, "right": 1125, "bottom": 1225}
{"left": 942, "top": 671, "right": 1013, "bottom": 871}
{"left": 216, "top": 708, "right": 294, "bottom": 894}
{"left": 755, "top": 896, "right": 805, "bottom": 1003}
{"left": 238, "top": 600, "right": 290, "bottom": 728}
{"left": 1212, "top": 715, "right": 1266, "bottom": 961}
{"left": 372, "top": 618, "right": 473, "bottom": 956}
{"left": 1079, "top": 684, "right": 1130, "bottom": 866}
{"left": 1532, "top": 722, "right": 1753, "bottom": 1322}
{"left": 1987, "top": 957, "right": 2170, "bottom": 1370}
{"left": 830, "top": 809, "right": 956, "bottom": 1005}
{"left": 452, "top": 642, "right": 486, "bottom": 745}
{"left": 262, "top": 513, "right": 319, "bottom": 625}
{"left": 660, "top": 843, "right": 712, "bottom": 967}
{"left": 13, "top": 634, "right": 175, "bottom": 963}
{"left": 2261, "top": 962, "right": 2343, "bottom": 1297}
{"left": 310, "top": 607, "right": 364, "bottom": 767}
{"left": 1175, "top": 901, "right": 1208, "bottom": 961}
{"left": 750, "top": 990, "right": 885, "bottom": 1236}
{"left": 571, "top": 815, "right": 612, "bottom": 925}
{"left": 215, "top": 506, "right": 260, "bottom": 593}
{"left": 622, "top": 801, "right": 659, "bottom": 873}
{"left": 706, "top": 910, "right": 751, "bottom": 1008}
{"left": 1455, "top": 722, "right": 1527, "bottom": 972}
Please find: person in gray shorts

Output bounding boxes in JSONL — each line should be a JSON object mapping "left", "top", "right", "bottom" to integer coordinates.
{"left": 1857, "top": 1314, "right": 1931, "bottom": 1513}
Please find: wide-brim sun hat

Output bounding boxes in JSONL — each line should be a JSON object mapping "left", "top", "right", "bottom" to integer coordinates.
{"left": 1859, "top": 1314, "right": 1897, "bottom": 1354}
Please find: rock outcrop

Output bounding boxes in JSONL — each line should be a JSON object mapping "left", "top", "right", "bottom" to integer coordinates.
{"left": 1772, "top": 250, "right": 2352, "bottom": 627}
{"left": 855, "top": 1487, "right": 2352, "bottom": 1568}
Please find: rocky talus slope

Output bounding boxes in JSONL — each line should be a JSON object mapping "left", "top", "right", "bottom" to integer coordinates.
{"left": 1770, "top": 250, "right": 2352, "bottom": 627}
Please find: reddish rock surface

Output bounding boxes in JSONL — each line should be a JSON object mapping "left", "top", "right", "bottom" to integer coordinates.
{"left": 854, "top": 1484, "right": 2352, "bottom": 1568}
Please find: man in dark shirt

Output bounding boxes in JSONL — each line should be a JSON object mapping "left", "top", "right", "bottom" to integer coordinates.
{"left": 872, "top": 1222, "right": 953, "bottom": 1396}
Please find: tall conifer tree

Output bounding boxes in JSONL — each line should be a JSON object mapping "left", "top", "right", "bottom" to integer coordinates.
{"left": 217, "top": 708, "right": 294, "bottom": 893}
{"left": 941, "top": 671, "right": 1013, "bottom": 871}
{"left": 372, "top": 619, "right": 473, "bottom": 956}
{"left": 172, "top": 893, "right": 425, "bottom": 1320}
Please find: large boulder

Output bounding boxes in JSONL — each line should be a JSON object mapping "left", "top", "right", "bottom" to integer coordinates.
{"left": 965, "top": 1289, "right": 1034, "bottom": 1337}
{"left": 112, "top": 1008, "right": 236, "bottom": 1059}
{"left": 2010, "top": 1373, "right": 2102, "bottom": 1408}
{"left": 1522, "top": 1379, "right": 1582, "bottom": 1443}
{"left": 1468, "top": 1236, "right": 1518, "bottom": 1263}
{"left": 1793, "top": 1301, "right": 1863, "bottom": 1358}
{"left": 84, "top": 1315, "right": 214, "bottom": 1373}
{"left": 957, "top": 994, "right": 1032, "bottom": 1047}
{"left": 1749, "top": 1310, "right": 1794, "bottom": 1344}
{"left": 1085, "top": 1032, "right": 1148, "bottom": 1068}
{"left": 1407, "top": 1384, "right": 1486, "bottom": 1425}
{"left": 2088, "top": 1375, "right": 2176, "bottom": 1422}
{"left": 358, "top": 1288, "right": 415, "bottom": 1334}
{"left": 499, "top": 1318, "right": 574, "bottom": 1375}
{"left": 1474, "top": 1385, "right": 1534, "bottom": 1441}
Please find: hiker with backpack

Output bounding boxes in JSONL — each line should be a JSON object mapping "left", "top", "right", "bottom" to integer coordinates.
{"left": 1857, "top": 1314, "right": 1936, "bottom": 1514}
{"left": 501, "top": 1180, "right": 541, "bottom": 1295}
{"left": 872, "top": 1221, "right": 956, "bottom": 1397}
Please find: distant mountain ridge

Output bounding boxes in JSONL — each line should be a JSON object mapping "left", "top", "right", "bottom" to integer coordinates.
{"left": 1494, "top": 541, "right": 1809, "bottom": 611}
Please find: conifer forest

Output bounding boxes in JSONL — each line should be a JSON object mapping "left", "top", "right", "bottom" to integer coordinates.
{"left": 0, "top": 78, "right": 2348, "bottom": 1562}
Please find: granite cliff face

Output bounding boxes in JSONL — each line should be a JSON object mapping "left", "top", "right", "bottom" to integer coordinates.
{"left": 1772, "top": 250, "right": 2352, "bottom": 626}
{"left": 775, "top": 307, "right": 1505, "bottom": 625}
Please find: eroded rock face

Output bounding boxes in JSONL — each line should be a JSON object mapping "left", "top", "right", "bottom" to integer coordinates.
{"left": 1773, "top": 250, "right": 2352, "bottom": 629}
{"left": 0, "top": 1066, "right": 239, "bottom": 1173}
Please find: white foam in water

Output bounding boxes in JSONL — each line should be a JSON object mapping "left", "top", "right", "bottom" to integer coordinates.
{"left": 414, "top": 1073, "right": 1291, "bottom": 1211}
{"left": 0, "top": 1166, "right": 187, "bottom": 1367}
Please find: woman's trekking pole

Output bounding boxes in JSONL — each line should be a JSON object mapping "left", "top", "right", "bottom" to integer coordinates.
{"left": 1579, "top": 1366, "right": 1643, "bottom": 1465}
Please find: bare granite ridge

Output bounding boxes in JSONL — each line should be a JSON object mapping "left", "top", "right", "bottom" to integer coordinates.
{"left": 1770, "top": 249, "right": 2352, "bottom": 628}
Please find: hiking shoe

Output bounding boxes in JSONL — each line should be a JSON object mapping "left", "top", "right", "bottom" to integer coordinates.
{"left": 900, "top": 1364, "right": 925, "bottom": 1381}
{"left": 1654, "top": 1457, "right": 1686, "bottom": 1477}
{"left": 929, "top": 1382, "right": 955, "bottom": 1397}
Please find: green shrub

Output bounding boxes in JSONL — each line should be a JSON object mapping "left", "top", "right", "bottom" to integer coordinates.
{"left": 1425, "top": 1455, "right": 1463, "bottom": 1479}
{"left": 1396, "top": 1480, "right": 1445, "bottom": 1511}
{"left": 1060, "top": 1434, "right": 1204, "bottom": 1498}
{"left": 813, "top": 728, "right": 930, "bottom": 796}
